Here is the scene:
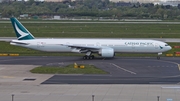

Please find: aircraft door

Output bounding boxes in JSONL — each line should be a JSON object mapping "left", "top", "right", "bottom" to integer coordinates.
{"left": 66, "top": 42, "right": 70, "bottom": 45}
{"left": 96, "top": 42, "right": 100, "bottom": 46}
{"left": 37, "top": 42, "right": 45, "bottom": 47}
{"left": 131, "top": 44, "right": 136, "bottom": 52}
{"left": 155, "top": 43, "right": 159, "bottom": 49}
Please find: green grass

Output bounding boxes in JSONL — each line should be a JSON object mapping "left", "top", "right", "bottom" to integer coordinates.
{"left": 30, "top": 64, "right": 108, "bottom": 74}
{"left": 1, "top": 23, "right": 180, "bottom": 38}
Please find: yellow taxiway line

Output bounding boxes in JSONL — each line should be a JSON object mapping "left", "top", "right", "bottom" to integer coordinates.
{"left": 0, "top": 76, "right": 15, "bottom": 79}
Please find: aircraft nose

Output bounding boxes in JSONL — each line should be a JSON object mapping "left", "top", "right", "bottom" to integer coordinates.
{"left": 168, "top": 46, "right": 172, "bottom": 50}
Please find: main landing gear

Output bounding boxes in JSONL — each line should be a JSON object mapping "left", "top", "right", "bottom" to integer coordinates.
{"left": 83, "top": 55, "right": 94, "bottom": 60}
{"left": 83, "top": 51, "right": 94, "bottom": 60}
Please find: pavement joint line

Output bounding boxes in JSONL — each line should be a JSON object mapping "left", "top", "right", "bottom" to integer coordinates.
{"left": 158, "top": 60, "right": 180, "bottom": 71}
{"left": 161, "top": 86, "right": 180, "bottom": 89}
{"left": 111, "top": 63, "right": 136, "bottom": 74}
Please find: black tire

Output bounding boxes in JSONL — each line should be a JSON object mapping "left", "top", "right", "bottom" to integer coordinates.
{"left": 92, "top": 55, "right": 94, "bottom": 59}
{"left": 83, "top": 56, "right": 87, "bottom": 60}
{"left": 89, "top": 56, "right": 93, "bottom": 60}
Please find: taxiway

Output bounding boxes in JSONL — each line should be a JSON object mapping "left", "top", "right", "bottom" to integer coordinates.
{"left": 0, "top": 56, "right": 180, "bottom": 84}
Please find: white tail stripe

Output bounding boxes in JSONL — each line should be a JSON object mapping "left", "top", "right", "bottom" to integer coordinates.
{"left": 14, "top": 22, "right": 29, "bottom": 39}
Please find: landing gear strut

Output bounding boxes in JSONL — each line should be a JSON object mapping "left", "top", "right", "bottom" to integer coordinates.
{"left": 157, "top": 56, "right": 160, "bottom": 60}
{"left": 157, "top": 53, "right": 162, "bottom": 60}
{"left": 83, "top": 51, "right": 94, "bottom": 60}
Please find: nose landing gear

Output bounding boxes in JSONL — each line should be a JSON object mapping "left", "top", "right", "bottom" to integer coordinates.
{"left": 157, "top": 56, "right": 160, "bottom": 60}
{"left": 157, "top": 53, "right": 162, "bottom": 60}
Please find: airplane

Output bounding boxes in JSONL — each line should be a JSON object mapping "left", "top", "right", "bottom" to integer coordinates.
{"left": 9, "top": 17, "right": 172, "bottom": 60}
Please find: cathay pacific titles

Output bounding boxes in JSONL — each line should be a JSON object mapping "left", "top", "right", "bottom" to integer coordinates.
{"left": 125, "top": 42, "right": 153, "bottom": 46}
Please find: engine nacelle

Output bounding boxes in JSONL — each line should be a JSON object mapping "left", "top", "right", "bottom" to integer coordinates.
{"left": 99, "top": 48, "right": 114, "bottom": 58}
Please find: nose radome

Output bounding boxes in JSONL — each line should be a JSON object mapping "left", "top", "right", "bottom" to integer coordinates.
{"left": 168, "top": 46, "right": 172, "bottom": 50}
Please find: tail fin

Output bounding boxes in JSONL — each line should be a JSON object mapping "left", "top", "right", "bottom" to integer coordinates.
{"left": 10, "top": 17, "right": 35, "bottom": 40}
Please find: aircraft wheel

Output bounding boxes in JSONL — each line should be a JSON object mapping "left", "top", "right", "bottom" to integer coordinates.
{"left": 157, "top": 56, "right": 160, "bottom": 60}
{"left": 83, "top": 55, "right": 94, "bottom": 60}
{"left": 91, "top": 55, "right": 94, "bottom": 59}
{"left": 83, "top": 56, "right": 87, "bottom": 60}
{"left": 89, "top": 56, "right": 93, "bottom": 60}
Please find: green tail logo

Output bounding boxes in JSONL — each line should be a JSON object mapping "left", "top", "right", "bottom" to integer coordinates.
{"left": 10, "top": 17, "right": 35, "bottom": 40}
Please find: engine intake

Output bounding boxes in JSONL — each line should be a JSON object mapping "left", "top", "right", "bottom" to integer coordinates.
{"left": 99, "top": 48, "right": 114, "bottom": 58}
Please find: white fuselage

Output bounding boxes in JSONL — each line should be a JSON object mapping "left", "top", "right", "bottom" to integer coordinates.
{"left": 10, "top": 38, "right": 172, "bottom": 53}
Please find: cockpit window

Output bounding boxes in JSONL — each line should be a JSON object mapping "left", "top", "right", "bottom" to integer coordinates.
{"left": 165, "top": 44, "right": 169, "bottom": 46}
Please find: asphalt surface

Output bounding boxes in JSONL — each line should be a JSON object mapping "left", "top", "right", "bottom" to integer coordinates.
{"left": 0, "top": 56, "right": 180, "bottom": 84}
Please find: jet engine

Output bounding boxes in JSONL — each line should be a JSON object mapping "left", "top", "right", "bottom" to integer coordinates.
{"left": 99, "top": 48, "right": 114, "bottom": 58}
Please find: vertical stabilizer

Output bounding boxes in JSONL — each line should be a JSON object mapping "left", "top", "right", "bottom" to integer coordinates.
{"left": 10, "top": 17, "right": 35, "bottom": 40}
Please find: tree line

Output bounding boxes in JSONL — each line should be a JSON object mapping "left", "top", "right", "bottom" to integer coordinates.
{"left": 1, "top": 0, "right": 180, "bottom": 20}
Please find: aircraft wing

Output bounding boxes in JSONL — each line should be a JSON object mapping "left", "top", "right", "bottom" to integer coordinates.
{"left": 60, "top": 44, "right": 101, "bottom": 53}
{"left": 61, "top": 44, "right": 101, "bottom": 49}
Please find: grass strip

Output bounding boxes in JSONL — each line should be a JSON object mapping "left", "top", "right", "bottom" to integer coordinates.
{"left": 1, "top": 23, "right": 180, "bottom": 38}
{"left": 30, "top": 64, "right": 108, "bottom": 74}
